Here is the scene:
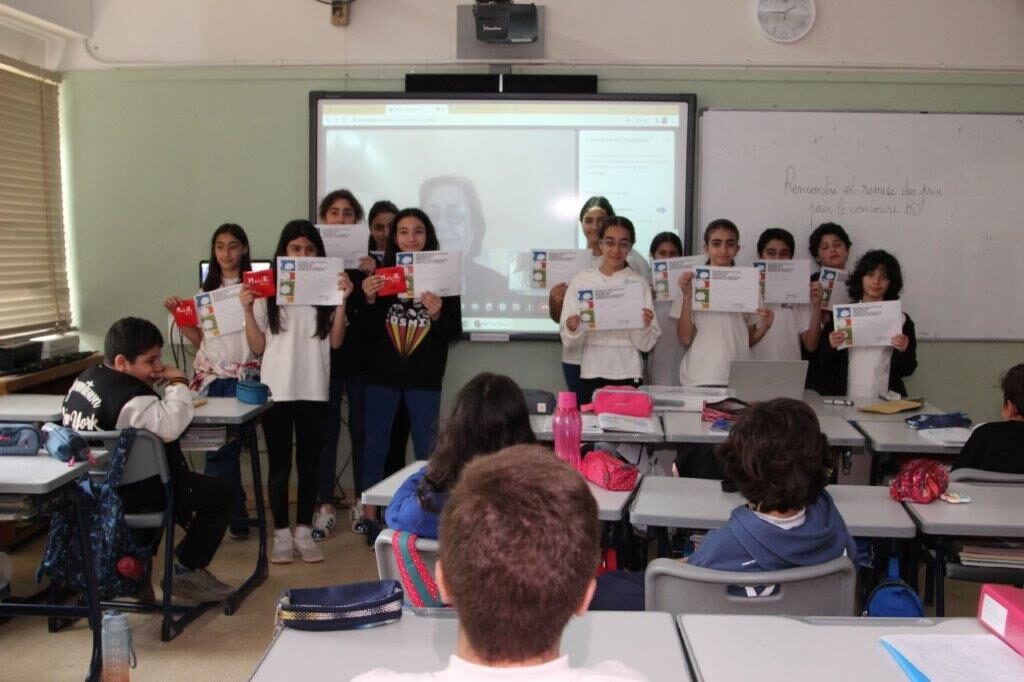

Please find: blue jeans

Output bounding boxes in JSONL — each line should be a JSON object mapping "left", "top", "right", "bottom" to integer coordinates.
{"left": 202, "top": 378, "right": 248, "bottom": 523}
{"left": 318, "top": 367, "right": 368, "bottom": 502}
{"left": 362, "top": 385, "right": 440, "bottom": 492}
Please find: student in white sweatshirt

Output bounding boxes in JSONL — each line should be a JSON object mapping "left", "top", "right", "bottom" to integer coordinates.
{"left": 560, "top": 217, "right": 659, "bottom": 404}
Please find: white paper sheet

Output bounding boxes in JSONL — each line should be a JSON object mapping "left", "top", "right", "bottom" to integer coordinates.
{"left": 819, "top": 266, "right": 850, "bottom": 310}
{"left": 692, "top": 266, "right": 760, "bottom": 313}
{"left": 753, "top": 259, "right": 811, "bottom": 304}
{"left": 652, "top": 255, "right": 706, "bottom": 302}
{"left": 397, "top": 250, "right": 464, "bottom": 298}
{"left": 276, "top": 257, "right": 345, "bottom": 306}
{"left": 834, "top": 300, "right": 902, "bottom": 348}
{"left": 880, "top": 634, "right": 1024, "bottom": 682}
{"left": 317, "top": 224, "right": 371, "bottom": 268}
{"left": 193, "top": 283, "right": 246, "bottom": 336}
{"left": 577, "top": 281, "right": 646, "bottom": 331}
{"left": 529, "top": 249, "right": 592, "bottom": 289}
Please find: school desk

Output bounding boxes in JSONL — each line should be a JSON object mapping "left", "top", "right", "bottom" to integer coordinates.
{"left": 661, "top": 411, "right": 865, "bottom": 448}
{"left": 530, "top": 413, "right": 666, "bottom": 444}
{"left": 855, "top": 420, "right": 964, "bottom": 456}
{"left": 804, "top": 391, "right": 948, "bottom": 423}
{"left": 678, "top": 614, "right": 986, "bottom": 682}
{"left": 253, "top": 608, "right": 690, "bottom": 681}
{"left": 0, "top": 393, "right": 64, "bottom": 423}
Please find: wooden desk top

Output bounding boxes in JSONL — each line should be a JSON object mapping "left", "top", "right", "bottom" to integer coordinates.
{"left": 0, "top": 353, "right": 102, "bottom": 396}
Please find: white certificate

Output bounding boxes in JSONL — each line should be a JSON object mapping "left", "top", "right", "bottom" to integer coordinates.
{"left": 193, "top": 283, "right": 245, "bottom": 337}
{"left": 819, "top": 267, "right": 849, "bottom": 310}
{"left": 276, "top": 257, "right": 345, "bottom": 306}
{"left": 692, "top": 266, "right": 760, "bottom": 313}
{"left": 652, "top": 255, "right": 705, "bottom": 302}
{"left": 833, "top": 300, "right": 902, "bottom": 348}
{"left": 317, "top": 224, "right": 370, "bottom": 268}
{"left": 753, "top": 259, "right": 811, "bottom": 304}
{"left": 530, "top": 249, "right": 592, "bottom": 289}
{"left": 577, "top": 281, "right": 645, "bottom": 331}
{"left": 397, "top": 250, "right": 463, "bottom": 298}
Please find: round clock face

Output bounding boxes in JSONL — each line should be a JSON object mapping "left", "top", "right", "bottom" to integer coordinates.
{"left": 757, "top": 0, "right": 816, "bottom": 43}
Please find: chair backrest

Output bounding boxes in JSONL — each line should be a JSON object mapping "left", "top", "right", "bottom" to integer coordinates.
{"left": 949, "top": 468, "right": 1024, "bottom": 485}
{"left": 374, "top": 528, "right": 440, "bottom": 582}
{"left": 85, "top": 429, "right": 171, "bottom": 486}
{"left": 645, "top": 556, "right": 857, "bottom": 617}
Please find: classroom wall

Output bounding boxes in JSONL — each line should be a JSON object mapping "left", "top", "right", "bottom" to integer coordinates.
{"left": 61, "top": 67, "right": 1024, "bottom": 421}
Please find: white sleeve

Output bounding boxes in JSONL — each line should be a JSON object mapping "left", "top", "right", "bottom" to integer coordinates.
{"left": 669, "top": 294, "right": 683, "bottom": 320}
{"left": 630, "top": 282, "right": 661, "bottom": 352}
{"left": 253, "top": 298, "right": 269, "bottom": 333}
{"left": 559, "top": 277, "right": 586, "bottom": 350}
{"left": 114, "top": 383, "right": 195, "bottom": 443}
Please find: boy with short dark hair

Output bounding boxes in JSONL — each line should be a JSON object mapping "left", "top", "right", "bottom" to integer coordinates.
{"left": 355, "top": 445, "right": 644, "bottom": 681}
{"left": 62, "top": 317, "right": 234, "bottom": 602}
{"left": 952, "top": 364, "right": 1024, "bottom": 474}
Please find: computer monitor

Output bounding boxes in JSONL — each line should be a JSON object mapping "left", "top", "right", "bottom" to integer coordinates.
{"left": 199, "top": 260, "right": 272, "bottom": 288}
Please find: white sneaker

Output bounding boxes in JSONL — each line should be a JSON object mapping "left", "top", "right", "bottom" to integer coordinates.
{"left": 350, "top": 504, "right": 365, "bottom": 533}
{"left": 311, "top": 505, "right": 336, "bottom": 542}
{"left": 294, "top": 525, "right": 325, "bottom": 563}
{"left": 271, "top": 529, "right": 295, "bottom": 564}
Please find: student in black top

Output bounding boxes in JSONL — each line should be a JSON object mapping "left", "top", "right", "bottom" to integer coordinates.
{"left": 805, "top": 222, "right": 853, "bottom": 392}
{"left": 62, "top": 317, "right": 233, "bottom": 603}
{"left": 952, "top": 364, "right": 1024, "bottom": 475}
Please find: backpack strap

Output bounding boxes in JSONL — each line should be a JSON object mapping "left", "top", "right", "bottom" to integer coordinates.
{"left": 102, "top": 428, "right": 138, "bottom": 490}
{"left": 887, "top": 556, "right": 902, "bottom": 580}
{"left": 390, "top": 531, "right": 442, "bottom": 608}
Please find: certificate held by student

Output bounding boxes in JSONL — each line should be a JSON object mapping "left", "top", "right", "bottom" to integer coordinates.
{"left": 833, "top": 300, "right": 902, "bottom": 349}
{"left": 692, "top": 266, "right": 760, "bottom": 313}
{"left": 276, "top": 256, "right": 346, "bottom": 306}
{"left": 577, "top": 281, "right": 646, "bottom": 331}
{"left": 397, "top": 250, "right": 463, "bottom": 298}
{"left": 317, "top": 223, "right": 371, "bottom": 268}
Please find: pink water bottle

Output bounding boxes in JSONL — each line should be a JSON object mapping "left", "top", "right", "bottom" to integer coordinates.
{"left": 553, "top": 391, "right": 583, "bottom": 470}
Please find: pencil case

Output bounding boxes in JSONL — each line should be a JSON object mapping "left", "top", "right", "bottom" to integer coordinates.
{"left": 236, "top": 380, "right": 270, "bottom": 405}
{"left": 0, "top": 423, "right": 43, "bottom": 456}
{"left": 275, "top": 580, "right": 403, "bottom": 631}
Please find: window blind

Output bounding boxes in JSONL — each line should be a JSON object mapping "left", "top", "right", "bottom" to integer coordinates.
{"left": 0, "top": 61, "right": 71, "bottom": 341}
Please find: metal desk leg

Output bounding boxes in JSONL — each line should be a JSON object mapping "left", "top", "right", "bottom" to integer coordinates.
{"left": 224, "top": 420, "right": 268, "bottom": 615}
{"left": 934, "top": 542, "right": 946, "bottom": 617}
{"left": 71, "top": 486, "right": 104, "bottom": 682}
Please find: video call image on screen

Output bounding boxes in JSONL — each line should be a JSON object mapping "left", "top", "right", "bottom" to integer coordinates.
{"left": 313, "top": 97, "right": 693, "bottom": 336}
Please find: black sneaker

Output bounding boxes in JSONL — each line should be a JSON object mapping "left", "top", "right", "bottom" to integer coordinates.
{"left": 228, "top": 525, "right": 250, "bottom": 540}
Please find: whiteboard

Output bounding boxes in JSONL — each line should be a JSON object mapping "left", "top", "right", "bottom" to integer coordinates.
{"left": 698, "top": 110, "right": 1024, "bottom": 340}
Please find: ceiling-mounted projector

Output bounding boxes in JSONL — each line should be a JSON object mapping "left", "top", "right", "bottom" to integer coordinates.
{"left": 473, "top": 1, "right": 538, "bottom": 44}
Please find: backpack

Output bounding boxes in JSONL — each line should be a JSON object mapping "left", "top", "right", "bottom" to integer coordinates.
{"left": 36, "top": 429, "right": 152, "bottom": 599}
{"left": 889, "top": 458, "right": 949, "bottom": 504}
{"left": 863, "top": 556, "right": 924, "bottom": 617}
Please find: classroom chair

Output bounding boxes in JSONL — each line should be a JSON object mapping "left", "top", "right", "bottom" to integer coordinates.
{"left": 948, "top": 468, "right": 1024, "bottom": 485}
{"left": 374, "top": 528, "right": 440, "bottom": 582}
{"left": 644, "top": 556, "right": 857, "bottom": 617}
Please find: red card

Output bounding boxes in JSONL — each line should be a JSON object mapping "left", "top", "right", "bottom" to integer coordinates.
{"left": 377, "top": 266, "right": 408, "bottom": 297}
{"left": 172, "top": 300, "right": 198, "bottom": 327}
{"left": 243, "top": 270, "right": 276, "bottom": 298}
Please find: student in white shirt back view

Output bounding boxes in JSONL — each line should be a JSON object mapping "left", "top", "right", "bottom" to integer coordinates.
{"left": 353, "top": 446, "right": 646, "bottom": 682}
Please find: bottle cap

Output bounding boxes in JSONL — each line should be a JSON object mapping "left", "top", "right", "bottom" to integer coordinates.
{"left": 557, "top": 392, "right": 577, "bottom": 409}
{"left": 103, "top": 610, "right": 129, "bottom": 631}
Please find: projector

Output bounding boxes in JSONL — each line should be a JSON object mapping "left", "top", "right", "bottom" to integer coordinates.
{"left": 473, "top": 2, "right": 538, "bottom": 44}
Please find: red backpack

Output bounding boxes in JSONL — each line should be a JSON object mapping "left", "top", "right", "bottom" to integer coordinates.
{"left": 889, "top": 459, "right": 949, "bottom": 503}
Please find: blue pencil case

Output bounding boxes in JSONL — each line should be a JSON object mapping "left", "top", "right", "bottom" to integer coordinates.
{"left": 0, "top": 424, "right": 43, "bottom": 456}
{"left": 905, "top": 412, "right": 971, "bottom": 430}
{"left": 275, "top": 580, "right": 403, "bottom": 631}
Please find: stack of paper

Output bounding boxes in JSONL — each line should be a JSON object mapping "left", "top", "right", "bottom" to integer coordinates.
{"left": 596, "top": 413, "right": 661, "bottom": 435}
{"left": 0, "top": 494, "right": 36, "bottom": 521}
{"left": 959, "top": 542, "right": 1024, "bottom": 569}
{"left": 880, "top": 633, "right": 1024, "bottom": 681}
{"left": 180, "top": 426, "right": 227, "bottom": 451}
{"left": 538, "top": 415, "right": 602, "bottom": 436}
{"left": 919, "top": 427, "right": 973, "bottom": 447}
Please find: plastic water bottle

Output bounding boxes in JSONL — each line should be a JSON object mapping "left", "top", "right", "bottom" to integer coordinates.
{"left": 101, "top": 610, "right": 135, "bottom": 681}
{"left": 552, "top": 391, "right": 583, "bottom": 470}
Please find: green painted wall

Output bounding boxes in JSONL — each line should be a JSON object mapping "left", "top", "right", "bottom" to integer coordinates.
{"left": 62, "top": 68, "right": 1022, "bottom": 420}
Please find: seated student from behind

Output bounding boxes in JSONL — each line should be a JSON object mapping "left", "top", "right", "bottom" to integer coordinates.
{"left": 355, "top": 445, "right": 645, "bottom": 681}
{"left": 61, "top": 317, "right": 234, "bottom": 603}
{"left": 952, "top": 364, "right": 1024, "bottom": 475}
{"left": 592, "top": 398, "right": 856, "bottom": 610}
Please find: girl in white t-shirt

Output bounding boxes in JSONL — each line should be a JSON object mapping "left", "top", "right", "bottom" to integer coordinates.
{"left": 750, "top": 227, "right": 823, "bottom": 363}
{"left": 240, "top": 220, "right": 352, "bottom": 565}
{"left": 646, "top": 232, "right": 686, "bottom": 386}
{"left": 162, "top": 223, "right": 257, "bottom": 540}
{"left": 561, "top": 217, "right": 659, "bottom": 404}
{"left": 820, "top": 249, "right": 917, "bottom": 398}
{"left": 673, "top": 219, "right": 774, "bottom": 387}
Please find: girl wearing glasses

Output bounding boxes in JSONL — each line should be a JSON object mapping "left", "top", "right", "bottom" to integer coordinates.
{"left": 560, "top": 217, "right": 660, "bottom": 404}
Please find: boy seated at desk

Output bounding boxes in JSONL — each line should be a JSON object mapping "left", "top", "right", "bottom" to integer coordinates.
{"left": 952, "top": 363, "right": 1024, "bottom": 475}
{"left": 61, "top": 316, "right": 234, "bottom": 603}
{"left": 355, "top": 445, "right": 645, "bottom": 681}
{"left": 592, "top": 398, "right": 858, "bottom": 610}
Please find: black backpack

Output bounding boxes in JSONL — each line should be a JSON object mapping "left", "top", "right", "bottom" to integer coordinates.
{"left": 37, "top": 429, "right": 152, "bottom": 599}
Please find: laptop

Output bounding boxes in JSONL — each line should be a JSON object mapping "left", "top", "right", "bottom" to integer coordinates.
{"left": 728, "top": 360, "right": 808, "bottom": 403}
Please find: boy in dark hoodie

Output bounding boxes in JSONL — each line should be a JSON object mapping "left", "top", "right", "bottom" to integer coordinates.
{"left": 591, "top": 397, "right": 857, "bottom": 609}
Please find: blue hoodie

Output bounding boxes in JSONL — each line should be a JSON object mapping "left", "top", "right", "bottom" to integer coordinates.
{"left": 689, "top": 489, "right": 858, "bottom": 572}
{"left": 384, "top": 468, "right": 445, "bottom": 539}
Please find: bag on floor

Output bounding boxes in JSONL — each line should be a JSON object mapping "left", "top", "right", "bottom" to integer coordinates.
{"left": 36, "top": 428, "right": 152, "bottom": 599}
{"left": 863, "top": 556, "right": 924, "bottom": 617}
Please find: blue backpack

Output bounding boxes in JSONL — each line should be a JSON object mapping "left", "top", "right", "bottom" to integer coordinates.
{"left": 863, "top": 556, "right": 924, "bottom": 617}
{"left": 36, "top": 429, "right": 152, "bottom": 599}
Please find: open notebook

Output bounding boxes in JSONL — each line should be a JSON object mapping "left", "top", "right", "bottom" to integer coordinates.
{"left": 880, "top": 633, "right": 1024, "bottom": 681}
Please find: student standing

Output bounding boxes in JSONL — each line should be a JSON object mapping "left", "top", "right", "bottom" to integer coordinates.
{"left": 806, "top": 222, "right": 853, "bottom": 391}
{"left": 360, "top": 208, "right": 462, "bottom": 526}
{"left": 561, "top": 217, "right": 659, "bottom": 404}
{"left": 646, "top": 231, "right": 686, "bottom": 386}
{"left": 548, "top": 196, "right": 653, "bottom": 403}
{"left": 366, "top": 200, "right": 397, "bottom": 257}
{"left": 162, "top": 223, "right": 256, "bottom": 540}
{"left": 818, "top": 250, "right": 917, "bottom": 397}
{"left": 750, "top": 227, "right": 823, "bottom": 362}
{"left": 673, "top": 219, "right": 773, "bottom": 387}
{"left": 241, "top": 220, "right": 352, "bottom": 564}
